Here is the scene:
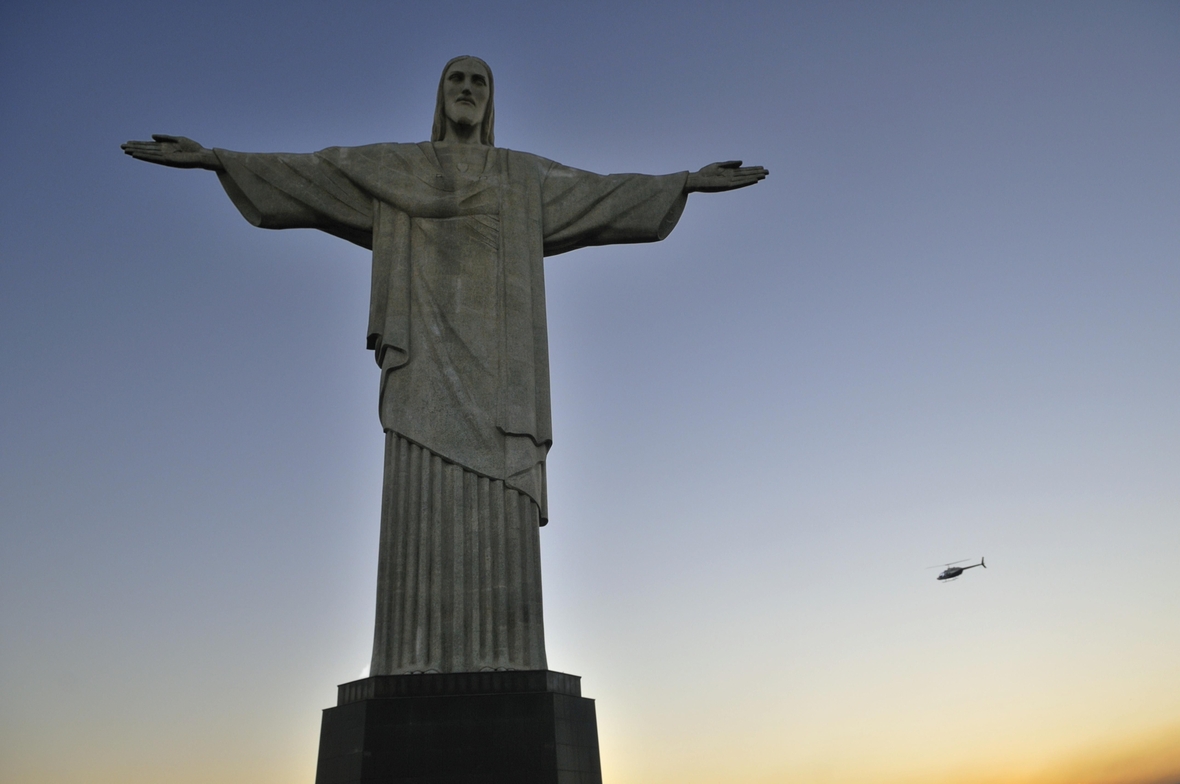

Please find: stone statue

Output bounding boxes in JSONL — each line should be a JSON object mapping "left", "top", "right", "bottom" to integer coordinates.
{"left": 123, "top": 56, "right": 767, "bottom": 677}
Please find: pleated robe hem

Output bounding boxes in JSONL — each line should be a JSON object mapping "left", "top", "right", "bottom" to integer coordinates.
{"left": 370, "top": 432, "right": 548, "bottom": 675}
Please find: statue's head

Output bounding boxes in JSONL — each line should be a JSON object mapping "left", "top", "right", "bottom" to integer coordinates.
{"left": 432, "top": 55, "right": 495, "bottom": 146}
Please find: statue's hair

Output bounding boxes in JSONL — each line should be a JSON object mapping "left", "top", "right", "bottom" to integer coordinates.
{"left": 431, "top": 55, "right": 495, "bottom": 146}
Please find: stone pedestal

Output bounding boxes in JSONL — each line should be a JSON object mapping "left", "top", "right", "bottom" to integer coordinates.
{"left": 314, "top": 670, "right": 602, "bottom": 784}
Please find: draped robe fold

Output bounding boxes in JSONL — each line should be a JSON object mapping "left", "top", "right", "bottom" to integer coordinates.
{"left": 214, "top": 142, "right": 688, "bottom": 673}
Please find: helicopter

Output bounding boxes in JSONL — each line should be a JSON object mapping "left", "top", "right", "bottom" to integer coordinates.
{"left": 932, "top": 557, "right": 986, "bottom": 581}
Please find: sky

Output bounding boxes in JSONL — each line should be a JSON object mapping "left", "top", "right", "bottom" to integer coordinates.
{"left": 1, "top": 2, "right": 1179, "bottom": 783}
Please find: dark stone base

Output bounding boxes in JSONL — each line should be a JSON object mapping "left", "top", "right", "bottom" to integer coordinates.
{"left": 314, "top": 671, "right": 602, "bottom": 784}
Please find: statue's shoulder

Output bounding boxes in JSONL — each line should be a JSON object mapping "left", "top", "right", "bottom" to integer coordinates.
{"left": 314, "top": 143, "right": 557, "bottom": 181}
{"left": 316, "top": 142, "right": 421, "bottom": 159}
{"left": 495, "top": 147, "right": 556, "bottom": 175}
{"left": 313, "top": 143, "right": 440, "bottom": 180}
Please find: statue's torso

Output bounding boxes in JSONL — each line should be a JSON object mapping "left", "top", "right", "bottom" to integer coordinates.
{"left": 399, "top": 144, "right": 508, "bottom": 468}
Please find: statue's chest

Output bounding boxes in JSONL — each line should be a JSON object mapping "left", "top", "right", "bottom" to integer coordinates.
{"left": 426, "top": 146, "right": 499, "bottom": 206}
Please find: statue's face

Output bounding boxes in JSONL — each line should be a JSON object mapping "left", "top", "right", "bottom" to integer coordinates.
{"left": 442, "top": 59, "right": 490, "bottom": 131}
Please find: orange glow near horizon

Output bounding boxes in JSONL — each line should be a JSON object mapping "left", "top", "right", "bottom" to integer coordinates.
{"left": 591, "top": 720, "right": 1180, "bottom": 784}
{"left": 1031, "top": 724, "right": 1180, "bottom": 784}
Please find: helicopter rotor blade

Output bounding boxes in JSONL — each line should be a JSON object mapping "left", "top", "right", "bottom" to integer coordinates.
{"left": 926, "top": 559, "right": 971, "bottom": 569}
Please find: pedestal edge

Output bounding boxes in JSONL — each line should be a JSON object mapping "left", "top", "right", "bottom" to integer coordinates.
{"left": 336, "top": 670, "right": 583, "bottom": 705}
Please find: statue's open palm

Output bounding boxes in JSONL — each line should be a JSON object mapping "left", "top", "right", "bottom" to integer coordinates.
{"left": 121, "top": 134, "right": 220, "bottom": 170}
{"left": 687, "top": 160, "right": 768, "bottom": 192}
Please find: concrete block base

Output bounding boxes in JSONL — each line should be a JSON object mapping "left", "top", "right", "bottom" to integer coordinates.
{"left": 314, "top": 670, "right": 601, "bottom": 784}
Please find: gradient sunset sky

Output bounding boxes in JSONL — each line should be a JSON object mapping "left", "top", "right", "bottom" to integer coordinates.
{"left": 2, "top": 2, "right": 1179, "bottom": 783}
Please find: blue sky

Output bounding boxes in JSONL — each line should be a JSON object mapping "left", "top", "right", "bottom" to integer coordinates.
{"left": 2, "top": 2, "right": 1179, "bottom": 782}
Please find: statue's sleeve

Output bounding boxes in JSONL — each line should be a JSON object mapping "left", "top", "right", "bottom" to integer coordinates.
{"left": 213, "top": 148, "right": 375, "bottom": 250}
{"left": 540, "top": 162, "right": 689, "bottom": 257}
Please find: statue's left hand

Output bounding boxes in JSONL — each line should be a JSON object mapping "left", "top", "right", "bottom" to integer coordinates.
{"left": 121, "top": 134, "right": 222, "bottom": 171}
{"left": 686, "top": 161, "right": 768, "bottom": 193}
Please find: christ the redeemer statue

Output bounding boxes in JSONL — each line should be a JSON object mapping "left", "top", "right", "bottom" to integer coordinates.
{"left": 124, "top": 56, "right": 767, "bottom": 677}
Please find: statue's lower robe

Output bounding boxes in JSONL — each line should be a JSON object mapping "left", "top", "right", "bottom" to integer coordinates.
{"left": 372, "top": 433, "right": 546, "bottom": 674}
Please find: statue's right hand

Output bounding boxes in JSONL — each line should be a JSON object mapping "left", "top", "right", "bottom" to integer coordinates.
{"left": 121, "top": 134, "right": 221, "bottom": 170}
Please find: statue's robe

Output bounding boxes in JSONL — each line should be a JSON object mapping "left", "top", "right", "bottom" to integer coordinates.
{"left": 214, "top": 142, "right": 687, "bottom": 673}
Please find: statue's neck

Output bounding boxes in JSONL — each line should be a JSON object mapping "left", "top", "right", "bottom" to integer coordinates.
{"left": 443, "top": 119, "right": 483, "bottom": 146}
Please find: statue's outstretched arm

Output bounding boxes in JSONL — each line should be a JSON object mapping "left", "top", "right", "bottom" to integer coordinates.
{"left": 686, "top": 160, "right": 768, "bottom": 193}
{"left": 121, "top": 134, "right": 223, "bottom": 172}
